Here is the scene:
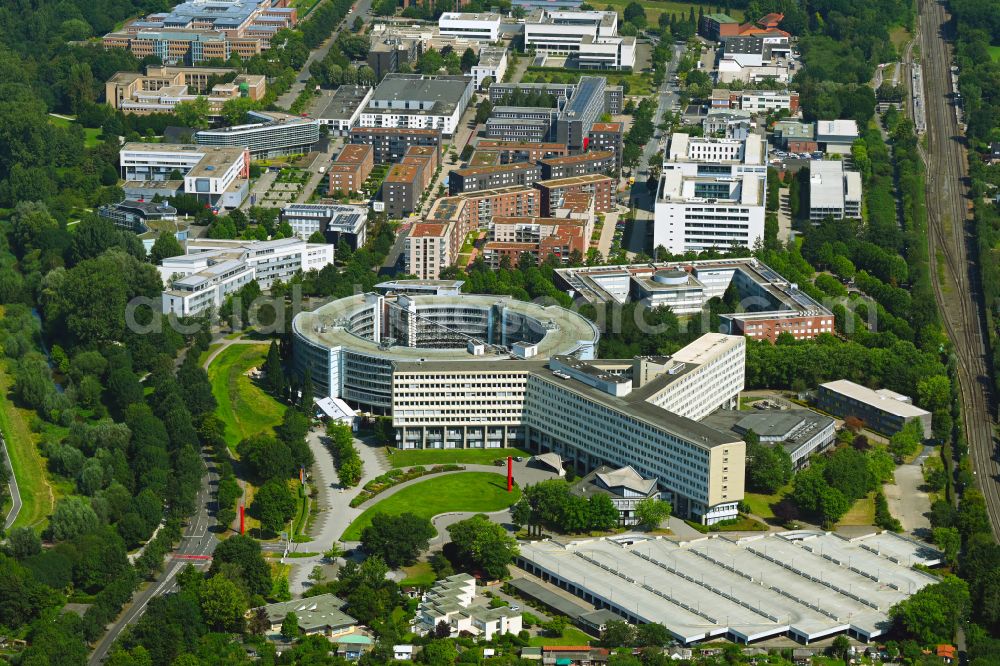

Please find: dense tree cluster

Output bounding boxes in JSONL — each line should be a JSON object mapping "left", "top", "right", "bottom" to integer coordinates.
{"left": 447, "top": 514, "right": 519, "bottom": 580}
{"left": 361, "top": 512, "right": 436, "bottom": 567}
{"left": 512, "top": 479, "right": 620, "bottom": 535}
{"left": 327, "top": 422, "right": 363, "bottom": 486}
{"left": 791, "top": 444, "right": 896, "bottom": 525}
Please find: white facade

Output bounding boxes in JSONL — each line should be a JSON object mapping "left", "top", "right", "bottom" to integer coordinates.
{"left": 438, "top": 12, "right": 501, "bottom": 41}
{"left": 523, "top": 10, "right": 634, "bottom": 69}
{"left": 415, "top": 575, "right": 523, "bottom": 639}
{"left": 716, "top": 59, "right": 789, "bottom": 84}
{"left": 809, "top": 160, "right": 863, "bottom": 221}
{"left": 643, "top": 334, "right": 745, "bottom": 420}
{"left": 360, "top": 74, "right": 474, "bottom": 137}
{"left": 739, "top": 91, "right": 795, "bottom": 113}
{"left": 119, "top": 142, "right": 250, "bottom": 208}
{"left": 471, "top": 47, "right": 508, "bottom": 89}
{"left": 653, "top": 133, "right": 768, "bottom": 254}
{"left": 160, "top": 238, "right": 334, "bottom": 315}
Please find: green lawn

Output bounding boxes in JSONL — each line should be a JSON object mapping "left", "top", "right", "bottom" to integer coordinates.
{"left": 387, "top": 447, "right": 531, "bottom": 468}
{"left": 743, "top": 484, "right": 792, "bottom": 520}
{"left": 989, "top": 45, "right": 1000, "bottom": 62}
{"left": 400, "top": 561, "right": 437, "bottom": 587}
{"left": 207, "top": 344, "right": 286, "bottom": 450}
{"left": 48, "top": 114, "right": 102, "bottom": 147}
{"left": 341, "top": 472, "right": 522, "bottom": 540}
{"left": 0, "top": 360, "right": 56, "bottom": 531}
{"left": 837, "top": 493, "right": 876, "bottom": 527}
{"left": 602, "top": 0, "right": 744, "bottom": 27}
{"left": 528, "top": 627, "right": 593, "bottom": 647}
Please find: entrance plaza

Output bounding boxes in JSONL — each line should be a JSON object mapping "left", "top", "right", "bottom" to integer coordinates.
{"left": 516, "top": 531, "right": 942, "bottom": 645}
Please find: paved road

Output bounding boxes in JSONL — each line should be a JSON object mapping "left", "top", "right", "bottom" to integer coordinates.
{"left": 919, "top": 0, "right": 999, "bottom": 536}
{"left": 883, "top": 448, "right": 932, "bottom": 535}
{"left": 89, "top": 451, "right": 219, "bottom": 664}
{"left": 1, "top": 432, "right": 21, "bottom": 530}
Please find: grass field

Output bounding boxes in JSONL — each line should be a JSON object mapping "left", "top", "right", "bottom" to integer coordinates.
{"left": 386, "top": 447, "right": 531, "bottom": 468}
{"left": 528, "top": 627, "right": 593, "bottom": 647}
{"left": 989, "top": 45, "right": 1000, "bottom": 62}
{"left": 743, "top": 484, "right": 792, "bottom": 521}
{"left": 0, "top": 361, "right": 56, "bottom": 531}
{"left": 48, "top": 114, "right": 102, "bottom": 148}
{"left": 602, "top": 0, "right": 744, "bottom": 27}
{"left": 889, "top": 26, "right": 912, "bottom": 53}
{"left": 341, "top": 472, "right": 521, "bottom": 540}
{"left": 837, "top": 493, "right": 876, "bottom": 527}
{"left": 400, "top": 561, "right": 436, "bottom": 587}
{"left": 207, "top": 344, "right": 285, "bottom": 450}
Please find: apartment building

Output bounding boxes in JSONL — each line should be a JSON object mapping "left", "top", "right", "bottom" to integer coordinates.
{"left": 350, "top": 127, "right": 442, "bottom": 164}
{"left": 448, "top": 162, "right": 541, "bottom": 195}
{"left": 359, "top": 74, "right": 474, "bottom": 137}
{"left": 105, "top": 65, "right": 265, "bottom": 115}
{"left": 427, "top": 186, "right": 541, "bottom": 229}
{"left": 414, "top": 575, "right": 522, "bottom": 640}
{"left": 539, "top": 150, "right": 615, "bottom": 180}
{"left": 383, "top": 153, "right": 432, "bottom": 218}
{"left": 485, "top": 118, "right": 551, "bottom": 143}
{"left": 103, "top": 0, "right": 297, "bottom": 64}
{"left": 119, "top": 142, "right": 250, "bottom": 209}
{"left": 194, "top": 110, "right": 319, "bottom": 158}
{"left": 471, "top": 47, "right": 508, "bottom": 90}
{"left": 160, "top": 237, "right": 333, "bottom": 315}
{"left": 474, "top": 141, "right": 569, "bottom": 162}
{"left": 437, "top": 12, "right": 501, "bottom": 41}
{"left": 653, "top": 133, "right": 767, "bottom": 254}
{"left": 368, "top": 34, "right": 421, "bottom": 81}
{"left": 809, "top": 160, "right": 862, "bottom": 221}
{"left": 483, "top": 217, "right": 589, "bottom": 267}
{"left": 818, "top": 380, "right": 932, "bottom": 438}
{"left": 587, "top": 122, "right": 624, "bottom": 171}
{"left": 313, "top": 85, "right": 374, "bottom": 136}
{"left": 328, "top": 144, "right": 375, "bottom": 196}
{"left": 523, "top": 10, "right": 635, "bottom": 69}
{"left": 405, "top": 222, "right": 459, "bottom": 279}
{"left": 280, "top": 203, "right": 368, "bottom": 248}
{"left": 534, "top": 174, "right": 613, "bottom": 214}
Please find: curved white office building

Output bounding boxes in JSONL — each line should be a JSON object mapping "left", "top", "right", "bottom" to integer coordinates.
{"left": 292, "top": 291, "right": 599, "bottom": 413}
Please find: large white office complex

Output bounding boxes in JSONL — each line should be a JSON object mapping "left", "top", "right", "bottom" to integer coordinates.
{"left": 359, "top": 74, "right": 474, "bottom": 137}
{"left": 159, "top": 237, "right": 334, "bottom": 316}
{"left": 653, "top": 133, "right": 767, "bottom": 254}
{"left": 119, "top": 142, "right": 250, "bottom": 209}
{"left": 194, "top": 110, "right": 320, "bottom": 158}
{"left": 292, "top": 287, "right": 748, "bottom": 523}
{"left": 523, "top": 10, "right": 635, "bottom": 70}
{"left": 437, "top": 12, "right": 502, "bottom": 41}
{"left": 808, "top": 160, "right": 862, "bottom": 221}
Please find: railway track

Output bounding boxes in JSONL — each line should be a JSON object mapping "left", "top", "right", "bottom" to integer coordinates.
{"left": 918, "top": 0, "right": 1000, "bottom": 535}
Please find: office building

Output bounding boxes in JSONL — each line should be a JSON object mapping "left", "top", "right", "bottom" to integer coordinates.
{"left": 254, "top": 594, "right": 357, "bottom": 639}
{"left": 653, "top": 133, "right": 767, "bottom": 254}
{"left": 437, "top": 12, "right": 501, "bottom": 41}
{"left": 119, "top": 142, "right": 250, "bottom": 209}
{"left": 816, "top": 119, "right": 860, "bottom": 154}
{"left": 809, "top": 160, "right": 862, "bottom": 221}
{"left": 328, "top": 144, "right": 375, "bottom": 196}
{"left": 702, "top": 407, "right": 836, "bottom": 469}
{"left": 448, "top": 162, "right": 541, "bottom": 194}
{"left": 772, "top": 120, "right": 817, "bottom": 152}
{"left": 194, "top": 110, "right": 319, "bottom": 158}
{"left": 312, "top": 85, "right": 374, "bottom": 135}
{"left": 554, "top": 258, "right": 836, "bottom": 341}
{"left": 368, "top": 34, "right": 421, "bottom": 81}
{"left": 712, "top": 89, "right": 799, "bottom": 113}
{"left": 471, "top": 47, "right": 508, "bottom": 89}
{"left": 817, "top": 380, "right": 933, "bottom": 438}
{"left": 517, "top": 532, "right": 942, "bottom": 645}
{"left": 702, "top": 111, "right": 753, "bottom": 139}
{"left": 570, "top": 465, "right": 659, "bottom": 525}
{"left": 556, "top": 76, "right": 606, "bottom": 151}
{"left": 540, "top": 150, "right": 615, "bottom": 179}
{"left": 523, "top": 10, "right": 635, "bottom": 69}
{"left": 160, "top": 237, "right": 333, "bottom": 315}
{"left": 98, "top": 200, "right": 178, "bottom": 232}
{"left": 534, "top": 174, "right": 613, "bottom": 214}
{"left": 699, "top": 13, "right": 740, "bottom": 40}
{"left": 350, "top": 127, "right": 442, "bottom": 164}
{"left": 280, "top": 203, "right": 367, "bottom": 248}
{"left": 720, "top": 34, "right": 790, "bottom": 67}
{"left": 105, "top": 65, "right": 265, "bottom": 115}
{"left": 292, "top": 287, "right": 750, "bottom": 522}
{"left": 414, "top": 574, "right": 522, "bottom": 639}
{"left": 102, "top": 0, "right": 297, "bottom": 64}
{"left": 489, "top": 80, "right": 624, "bottom": 115}
{"left": 360, "top": 74, "right": 474, "bottom": 137}
{"left": 485, "top": 117, "right": 551, "bottom": 142}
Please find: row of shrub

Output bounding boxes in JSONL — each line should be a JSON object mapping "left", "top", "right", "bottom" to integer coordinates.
{"left": 349, "top": 464, "right": 464, "bottom": 508}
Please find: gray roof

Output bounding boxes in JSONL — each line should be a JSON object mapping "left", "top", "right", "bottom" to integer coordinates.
{"left": 367, "top": 74, "right": 472, "bottom": 117}
{"left": 257, "top": 593, "right": 356, "bottom": 633}
{"left": 572, "top": 464, "right": 658, "bottom": 500}
{"left": 313, "top": 85, "right": 373, "bottom": 120}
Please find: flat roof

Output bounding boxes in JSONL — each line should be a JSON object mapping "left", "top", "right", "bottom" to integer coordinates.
{"left": 518, "top": 532, "right": 940, "bottom": 644}
{"left": 536, "top": 174, "right": 612, "bottom": 188}
{"left": 454, "top": 162, "right": 538, "bottom": 177}
{"left": 313, "top": 85, "right": 373, "bottom": 120}
{"left": 819, "top": 380, "right": 930, "bottom": 418}
{"left": 385, "top": 162, "right": 423, "bottom": 183}
{"left": 541, "top": 150, "right": 614, "bottom": 166}
{"left": 367, "top": 74, "right": 472, "bottom": 117}
{"left": 809, "top": 160, "right": 849, "bottom": 209}
{"left": 294, "top": 293, "right": 600, "bottom": 363}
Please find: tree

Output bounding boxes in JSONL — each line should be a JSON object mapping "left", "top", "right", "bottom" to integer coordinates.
{"left": 199, "top": 575, "right": 248, "bottom": 632}
{"left": 829, "top": 635, "right": 851, "bottom": 660}
{"left": 447, "top": 514, "right": 519, "bottom": 580}
{"left": 210, "top": 535, "right": 272, "bottom": 597}
{"left": 634, "top": 498, "right": 671, "bottom": 530}
{"left": 250, "top": 479, "right": 297, "bottom": 534}
{"left": 264, "top": 340, "right": 286, "bottom": 397}
{"left": 475, "top": 99, "right": 493, "bottom": 125}
{"left": 890, "top": 575, "right": 969, "bottom": 644}
{"left": 47, "top": 496, "right": 100, "bottom": 541}
{"left": 635, "top": 622, "right": 670, "bottom": 647}
{"left": 6, "top": 527, "right": 42, "bottom": 559}
{"left": 281, "top": 611, "right": 300, "bottom": 641}
{"left": 174, "top": 97, "right": 210, "bottom": 129}
{"left": 587, "top": 494, "right": 620, "bottom": 530}
{"left": 361, "top": 512, "right": 435, "bottom": 567}
{"left": 888, "top": 421, "right": 922, "bottom": 460}
{"left": 249, "top": 607, "right": 270, "bottom": 635}
{"left": 745, "top": 439, "right": 793, "bottom": 493}
{"left": 933, "top": 527, "right": 961, "bottom": 566}
{"left": 600, "top": 620, "right": 637, "bottom": 647}
{"left": 237, "top": 433, "right": 295, "bottom": 482}
{"left": 460, "top": 47, "right": 477, "bottom": 72}
{"left": 149, "top": 232, "right": 184, "bottom": 265}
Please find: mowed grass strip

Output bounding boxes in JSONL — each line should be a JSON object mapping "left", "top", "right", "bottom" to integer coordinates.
{"left": 601, "top": 0, "right": 744, "bottom": 27}
{"left": 341, "top": 472, "right": 521, "bottom": 541}
{"left": 387, "top": 447, "right": 531, "bottom": 468}
{"left": 207, "top": 344, "right": 285, "bottom": 450}
{"left": 0, "top": 361, "right": 56, "bottom": 530}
